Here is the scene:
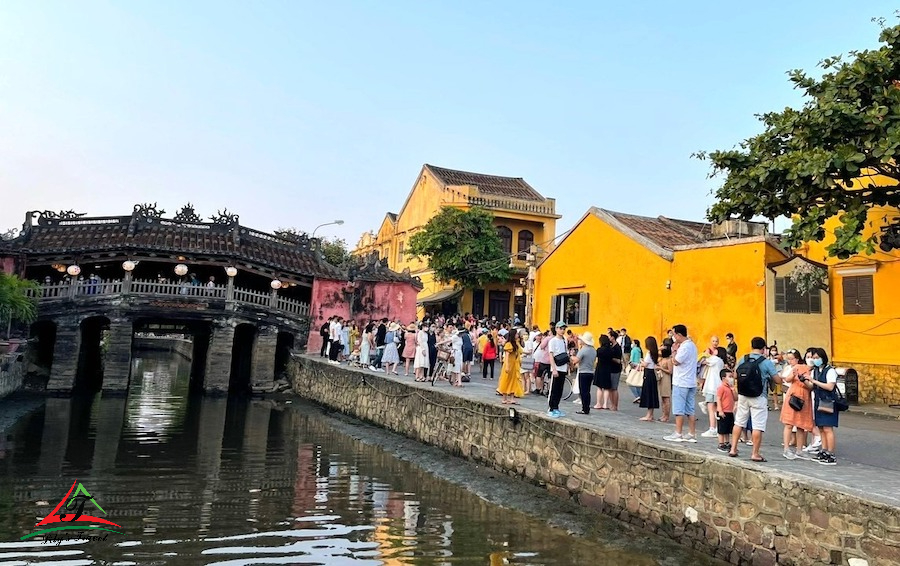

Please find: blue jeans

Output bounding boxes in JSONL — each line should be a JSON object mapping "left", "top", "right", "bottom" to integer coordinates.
{"left": 672, "top": 386, "right": 696, "bottom": 416}
{"left": 629, "top": 385, "right": 642, "bottom": 398}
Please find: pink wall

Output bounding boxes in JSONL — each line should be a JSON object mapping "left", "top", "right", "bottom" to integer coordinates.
{"left": 307, "top": 278, "right": 420, "bottom": 353}
{"left": 1, "top": 256, "right": 16, "bottom": 275}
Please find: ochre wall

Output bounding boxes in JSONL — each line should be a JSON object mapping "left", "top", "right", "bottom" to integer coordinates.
{"left": 802, "top": 206, "right": 900, "bottom": 403}
{"left": 534, "top": 213, "right": 776, "bottom": 350}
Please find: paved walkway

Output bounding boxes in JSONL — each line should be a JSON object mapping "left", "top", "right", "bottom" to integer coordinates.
{"left": 311, "top": 356, "right": 900, "bottom": 508}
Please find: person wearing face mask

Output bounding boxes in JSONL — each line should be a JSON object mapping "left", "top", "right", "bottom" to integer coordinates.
{"left": 801, "top": 347, "right": 823, "bottom": 455}
{"left": 810, "top": 348, "right": 840, "bottom": 466}
{"left": 779, "top": 350, "right": 814, "bottom": 460}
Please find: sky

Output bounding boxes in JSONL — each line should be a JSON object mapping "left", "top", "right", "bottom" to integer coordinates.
{"left": 1, "top": 1, "right": 897, "bottom": 246}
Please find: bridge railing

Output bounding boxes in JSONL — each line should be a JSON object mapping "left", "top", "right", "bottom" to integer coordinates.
{"left": 25, "top": 278, "right": 309, "bottom": 320}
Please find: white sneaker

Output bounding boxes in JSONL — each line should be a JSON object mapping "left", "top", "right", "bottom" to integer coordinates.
{"left": 664, "top": 433, "right": 684, "bottom": 442}
{"left": 783, "top": 450, "right": 798, "bottom": 460}
{"left": 683, "top": 434, "right": 697, "bottom": 443}
{"left": 700, "top": 428, "right": 718, "bottom": 438}
{"left": 368, "top": 365, "right": 377, "bottom": 371}
{"left": 746, "top": 439, "right": 753, "bottom": 446}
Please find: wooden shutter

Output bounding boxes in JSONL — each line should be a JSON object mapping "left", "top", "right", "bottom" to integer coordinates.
{"left": 809, "top": 288, "right": 822, "bottom": 314}
{"left": 578, "top": 292, "right": 590, "bottom": 326}
{"left": 842, "top": 276, "right": 874, "bottom": 315}
{"left": 549, "top": 294, "right": 559, "bottom": 325}
{"left": 774, "top": 278, "right": 786, "bottom": 313}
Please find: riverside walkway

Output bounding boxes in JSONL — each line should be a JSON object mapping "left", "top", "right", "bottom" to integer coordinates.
{"left": 308, "top": 355, "right": 900, "bottom": 508}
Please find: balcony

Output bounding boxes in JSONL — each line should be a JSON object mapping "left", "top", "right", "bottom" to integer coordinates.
{"left": 466, "top": 196, "right": 558, "bottom": 217}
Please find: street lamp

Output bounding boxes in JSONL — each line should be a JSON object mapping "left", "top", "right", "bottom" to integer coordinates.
{"left": 312, "top": 219, "right": 344, "bottom": 238}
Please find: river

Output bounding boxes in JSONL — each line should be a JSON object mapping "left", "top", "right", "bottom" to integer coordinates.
{"left": 0, "top": 350, "right": 719, "bottom": 565}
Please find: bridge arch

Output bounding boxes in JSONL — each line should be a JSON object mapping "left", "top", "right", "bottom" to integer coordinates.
{"left": 274, "top": 330, "right": 296, "bottom": 382}
{"left": 229, "top": 323, "right": 257, "bottom": 395}
{"left": 74, "top": 315, "right": 112, "bottom": 393}
{"left": 27, "top": 320, "right": 57, "bottom": 387}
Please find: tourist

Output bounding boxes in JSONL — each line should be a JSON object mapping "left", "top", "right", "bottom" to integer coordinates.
{"left": 520, "top": 329, "right": 536, "bottom": 393}
{"left": 381, "top": 322, "right": 401, "bottom": 375}
{"left": 628, "top": 338, "right": 643, "bottom": 403}
{"left": 402, "top": 323, "right": 417, "bottom": 376}
{"left": 699, "top": 345, "right": 726, "bottom": 438}
{"left": 780, "top": 349, "right": 814, "bottom": 460}
{"left": 461, "top": 326, "right": 474, "bottom": 379}
{"left": 609, "top": 329, "right": 624, "bottom": 408}
{"left": 593, "top": 334, "right": 615, "bottom": 410}
{"left": 657, "top": 346, "right": 673, "bottom": 422}
{"left": 638, "top": 336, "right": 660, "bottom": 421}
{"left": 319, "top": 316, "right": 332, "bottom": 358}
{"left": 725, "top": 332, "right": 738, "bottom": 360}
{"left": 574, "top": 332, "right": 596, "bottom": 415}
{"left": 476, "top": 329, "right": 488, "bottom": 366}
{"left": 413, "top": 323, "right": 430, "bottom": 382}
{"left": 728, "top": 337, "right": 779, "bottom": 461}
{"left": 715, "top": 369, "right": 736, "bottom": 452}
{"left": 370, "top": 318, "right": 388, "bottom": 371}
{"left": 446, "top": 327, "right": 464, "bottom": 387}
{"left": 533, "top": 329, "right": 552, "bottom": 394}
{"left": 341, "top": 320, "right": 351, "bottom": 361}
{"left": 498, "top": 332, "right": 524, "bottom": 404}
{"left": 349, "top": 321, "right": 359, "bottom": 361}
{"left": 801, "top": 347, "right": 823, "bottom": 454}
{"left": 664, "top": 324, "right": 699, "bottom": 443}
{"left": 426, "top": 324, "right": 438, "bottom": 378}
{"left": 810, "top": 348, "right": 840, "bottom": 466}
{"left": 547, "top": 321, "right": 569, "bottom": 418}
{"left": 482, "top": 333, "right": 497, "bottom": 379}
{"left": 360, "top": 322, "right": 373, "bottom": 368}
{"left": 768, "top": 345, "right": 784, "bottom": 410}
{"left": 328, "top": 316, "right": 343, "bottom": 364}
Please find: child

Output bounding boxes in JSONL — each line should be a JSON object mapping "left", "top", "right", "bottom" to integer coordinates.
{"left": 716, "top": 369, "right": 736, "bottom": 452}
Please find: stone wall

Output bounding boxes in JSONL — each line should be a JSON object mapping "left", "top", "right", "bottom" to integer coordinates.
{"left": 0, "top": 350, "right": 26, "bottom": 398}
{"left": 290, "top": 357, "right": 900, "bottom": 566}
{"left": 834, "top": 359, "right": 900, "bottom": 406}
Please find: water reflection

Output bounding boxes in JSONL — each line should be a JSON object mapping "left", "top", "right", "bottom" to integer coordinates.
{"left": 0, "top": 351, "right": 714, "bottom": 565}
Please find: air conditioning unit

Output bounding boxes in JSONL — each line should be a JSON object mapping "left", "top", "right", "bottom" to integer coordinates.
{"left": 711, "top": 219, "right": 767, "bottom": 239}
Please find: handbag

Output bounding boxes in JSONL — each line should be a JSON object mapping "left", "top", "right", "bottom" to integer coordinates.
{"left": 788, "top": 394, "right": 804, "bottom": 411}
{"left": 553, "top": 352, "right": 570, "bottom": 367}
{"left": 818, "top": 398, "right": 835, "bottom": 414}
{"left": 626, "top": 367, "right": 644, "bottom": 387}
{"left": 833, "top": 386, "right": 850, "bottom": 412}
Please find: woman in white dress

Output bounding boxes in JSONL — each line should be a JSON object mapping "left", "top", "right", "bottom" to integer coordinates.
{"left": 439, "top": 327, "right": 464, "bottom": 387}
{"left": 381, "top": 322, "right": 401, "bottom": 374}
{"left": 413, "top": 324, "right": 430, "bottom": 382}
{"left": 360, "top": 322, "right": 373, "bottom": 368}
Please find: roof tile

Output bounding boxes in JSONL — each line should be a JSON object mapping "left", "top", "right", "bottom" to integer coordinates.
{"left": 426, "top": 164, "right": 546, "bottom": 201}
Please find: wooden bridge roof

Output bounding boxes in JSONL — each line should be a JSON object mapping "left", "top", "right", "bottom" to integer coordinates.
{"left": 3, "top": 206, "right": 346, "bottom": 281}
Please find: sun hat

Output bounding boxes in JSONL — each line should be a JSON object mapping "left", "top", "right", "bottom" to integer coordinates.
{"left": 580, "top": 331, "right": 594, "bottom": 347}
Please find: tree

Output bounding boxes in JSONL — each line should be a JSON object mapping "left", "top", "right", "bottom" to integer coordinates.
{"left": 698, "top": 19, "right": 900, "bottom": 259}
{"left": 0, "top": 272, "right": 37, "bottom": 338}
{"left": 274, "top": 228, "right": 351, "bottom": 267}
{"left": 408, "top": 206, "right": 512, "bottom": 288}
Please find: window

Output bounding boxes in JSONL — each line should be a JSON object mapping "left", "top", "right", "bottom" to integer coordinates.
{"left": 774, "top": 277, "right": 822, "bottom": 314}
{"left": 549, "top": 293, "right": 590, "bottom": 326}
{"left": 496, "top": 226, "right": 512, "bottom": 254}
{"left": 397, "top": 241, "right": 405, "bottom": 264}
{"left": 842, "top": 275, "right": 874, "bottom": 315}
{"left": 517, "top": 230, "right": 534, "bottom": 259}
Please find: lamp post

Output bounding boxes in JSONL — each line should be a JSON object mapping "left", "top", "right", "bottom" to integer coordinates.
{"left": 225, "top": 266, "right": 237, "bottom": 301}
{"left": 524, "top": 246, "right": 537, "bottom": 329}
{"left": 122, "top": 260, "right": 136, "bottom": 293}
{"left": 311, "top": 219, "right": 344, "bottom": 238}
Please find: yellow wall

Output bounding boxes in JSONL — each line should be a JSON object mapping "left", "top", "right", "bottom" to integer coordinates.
{"left": 765, "top": 260, "right": 832, "bottom": 354}
{"left": 534, "top": 212, "right": 775, "bottom": 351}
{"left": 800, "top": 206, "right": 900, "bottom": 403}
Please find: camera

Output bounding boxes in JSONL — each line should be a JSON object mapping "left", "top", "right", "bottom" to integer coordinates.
{"left": 798, "top": 375, "right": 807, "bottom": 383}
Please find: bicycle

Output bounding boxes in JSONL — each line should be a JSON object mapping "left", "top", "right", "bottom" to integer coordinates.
{"left": 540, "top": 372, "right": 574, "bottom": 400}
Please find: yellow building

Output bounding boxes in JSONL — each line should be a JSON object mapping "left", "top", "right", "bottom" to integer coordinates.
{"left": 353, "top": 164, "right": 559, "bottom": 320}
{"left": 534, "top": 207, "right": 791, "bottom": 355}
{"left": 799, "top": 205, "right": 900, "bottom": 404}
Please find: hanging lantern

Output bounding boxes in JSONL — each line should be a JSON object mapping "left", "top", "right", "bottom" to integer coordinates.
{"left": 270, "top": 279, "right": 282, "bottom": 290}
{"left": 66, "top": 265, "right": 81, "bottom": 277}
{"left": 174, "top": 264, "right": 189, "bottom": 276}
{"left": 122, "top": 260, "right": 136, "bottom": 272}
{"left": 225, "top": 266, "right": 238, "bottom": 277}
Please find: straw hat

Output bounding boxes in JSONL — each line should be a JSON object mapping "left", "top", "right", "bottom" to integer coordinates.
{"left": 580, "top": 332, "right": 595, "bottom": 347}
{"left": 407, "top": 323, "right": 417, "bottom": 331}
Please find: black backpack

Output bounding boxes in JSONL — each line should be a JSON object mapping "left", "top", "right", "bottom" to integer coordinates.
{"left": 736, "top": 355, "right": 764, "bottom": 397}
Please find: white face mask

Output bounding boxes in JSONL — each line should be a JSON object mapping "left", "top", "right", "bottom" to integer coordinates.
{"left": 805, "top": 357, "right": 813, "bottom": 365}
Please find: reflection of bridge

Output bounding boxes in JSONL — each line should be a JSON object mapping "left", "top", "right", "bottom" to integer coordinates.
{"left": 1, "top": 205, "right": 345, "bottom": 394}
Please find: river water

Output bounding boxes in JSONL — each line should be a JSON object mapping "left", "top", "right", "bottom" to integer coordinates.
{"left": 0, "top": 351, "right": 718, "bottom": 565}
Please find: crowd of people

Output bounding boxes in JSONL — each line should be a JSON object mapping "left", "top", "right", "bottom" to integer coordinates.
{"left": 318, "top": 313, "right": 846, "bottom": 466}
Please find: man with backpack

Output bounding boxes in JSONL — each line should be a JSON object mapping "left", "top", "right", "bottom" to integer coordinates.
{"left": 728, "top": 336, "right": 780, "bottom": 462}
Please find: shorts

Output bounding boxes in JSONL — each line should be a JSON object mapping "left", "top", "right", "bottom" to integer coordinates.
{"left": 536, "top": 363, "right": 551, "bottom": 379}
{"left": 609, "top": 372, "right": 621, "bottom": 390}
{"left": 672, "top": 386, "right": 696, "bottom": 416}
{"left": 704, "top": 393, "right": 716, "bottom": 404}
{"left": 717, "top": 412, "right": 735, "bottom": 435}
{"left": 734, "top": 394, "right": 767, "bottom": 432}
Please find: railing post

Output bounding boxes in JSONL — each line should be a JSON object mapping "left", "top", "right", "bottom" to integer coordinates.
{"left": 226, "top": 276, "right": 235, "bottom": 301}
{"left": 269, "top": 289, "right": 278, "bottom": 309}
{"left": 68, "top": 276, "right": 78, "bottom": 300}
{"left": 123, "top": 271, "right": 133, "bottom": 294}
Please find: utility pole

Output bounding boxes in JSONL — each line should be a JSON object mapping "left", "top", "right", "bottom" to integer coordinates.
{"left": 524, "top": 245, "right": 537, "bottom": 328}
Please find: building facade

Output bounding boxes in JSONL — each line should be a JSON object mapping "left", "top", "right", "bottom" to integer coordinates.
{"left": 353, "top": 164, "right": 559, "bottom": 320}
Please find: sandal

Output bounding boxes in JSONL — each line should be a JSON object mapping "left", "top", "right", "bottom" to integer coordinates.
{"left": 751, "top": 456, "right": 768, "bottom": 462}
{"left": 728, "top": 451, "right": 739, "bottom": 457}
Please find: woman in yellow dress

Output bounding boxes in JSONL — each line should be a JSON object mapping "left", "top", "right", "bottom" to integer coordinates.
{"left": 498, "top": 331, "right": 524, "bottom": 404}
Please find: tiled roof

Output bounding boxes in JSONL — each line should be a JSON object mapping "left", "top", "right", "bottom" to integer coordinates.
{"left": 349, "top": 253, "right": 423, "bottom": 289}
{"left": 9, "top": 213, "right": 344, "bottom": 280}
{"left": 385, "top": 212, "right": 398, "bottom": 223}
{"left": 602, "top": 210, "right": 712, "bottom": 249}
{"left": 425, "top": 164, "right": 546, "bottom": 201}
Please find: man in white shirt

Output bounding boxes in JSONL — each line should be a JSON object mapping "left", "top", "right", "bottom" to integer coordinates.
{"left": 547, "top": 321, "right": 570, "bottom": 418}
{"left": 328, "top": 316, "right": 343, "bottom": 364}
{"left": 665, "top": 324, "right": 699, "bottom": 442}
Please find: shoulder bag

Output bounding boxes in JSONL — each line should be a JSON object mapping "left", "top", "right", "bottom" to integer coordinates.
{"left": 625, "top": 366, "right": 644, "bottom": 387}
{"left": 788, "top": 394, "right": 804, "bottom": 412}
{"left": 553, "top": 351, "right": 570, "bottom": 367}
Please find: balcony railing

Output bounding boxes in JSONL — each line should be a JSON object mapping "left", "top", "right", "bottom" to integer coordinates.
{"left": 466, "top": 196, "right": 557, "bottom": 216}
{"left": 25, "top": 278, "right": 310, "bottom": 319}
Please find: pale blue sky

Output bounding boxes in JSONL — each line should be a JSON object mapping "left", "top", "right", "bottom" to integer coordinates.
{"left": 1, "top": 2, "right": 896, "bottom": 245}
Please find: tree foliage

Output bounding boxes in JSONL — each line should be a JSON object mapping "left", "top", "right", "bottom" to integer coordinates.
{"left": 407, "top": 206, "right": 512, "bottom": 288}
{"left": 0, "top": 272, "right": 38, "bottom": 333}
{"left": 698, "top": 19, "right": 900, "bottom": 259}
{"left": 274, "top": 227, "right": 351, "bottom": 267}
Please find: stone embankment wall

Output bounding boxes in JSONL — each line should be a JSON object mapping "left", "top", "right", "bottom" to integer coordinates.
{"left": 0, "top": 350, "right": 26, "bottom": 398}
{"left": 290, "top": 357, "right": 900, "bottom": 566}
